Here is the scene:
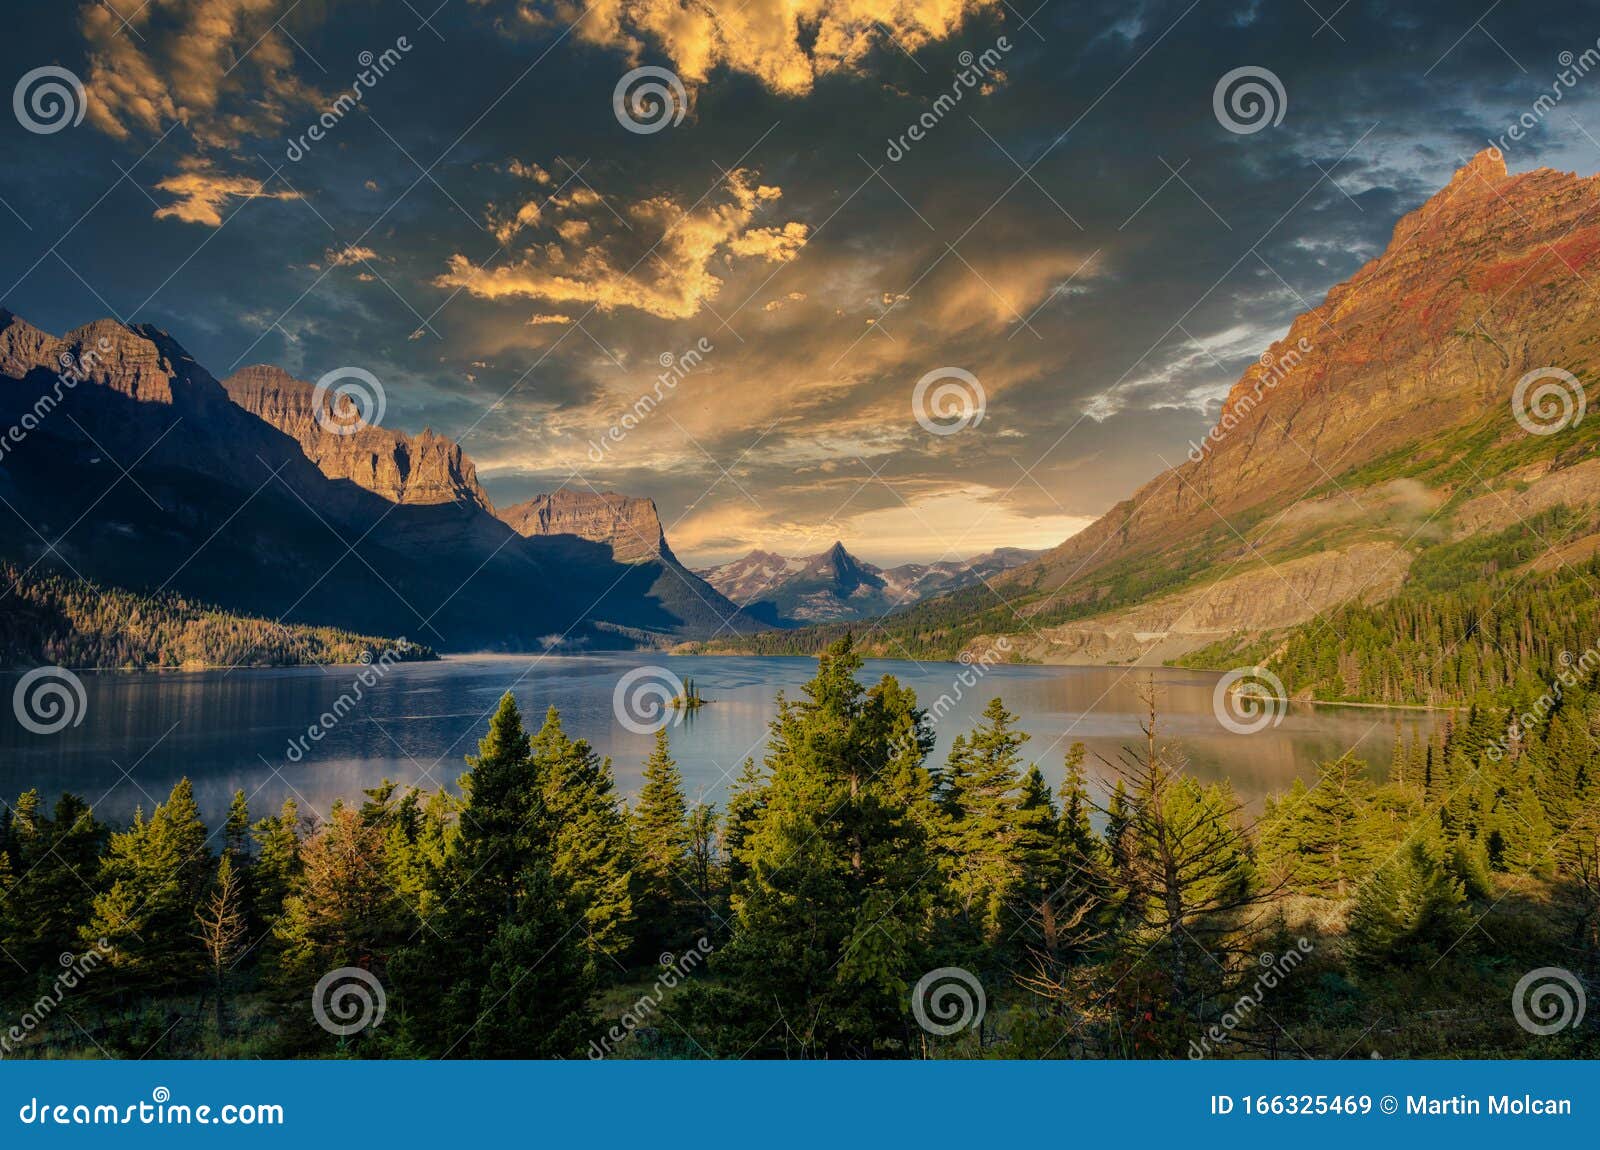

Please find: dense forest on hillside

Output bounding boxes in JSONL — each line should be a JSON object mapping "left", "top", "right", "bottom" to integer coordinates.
{"left": 1181, "top": 511, "right": 1600, "bottom": 707}
{"left": 0, "top": 564, "right": 434, "bottom": 669}
{"left": 2, "top": 636, "right": 1595, "bottom": 1060}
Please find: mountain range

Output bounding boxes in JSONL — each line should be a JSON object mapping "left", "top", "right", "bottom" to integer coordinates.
{"left": 698, "top": 542, "right": 1042, "bottom": 624}
{"left": 9, "top": 150, "right": 1599, "bottom": 668}
{"left": 712, "top": 150, "right": 1600, "bottom": 664}
{"left": 0, "top": 316, "right": 757, "bottom": 652}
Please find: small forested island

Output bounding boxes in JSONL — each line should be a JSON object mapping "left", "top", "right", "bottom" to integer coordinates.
{"left": 0, "top": 564, "right": 435, "bottom": 670}
{"left": 1, "top": 635, "right": 1596, "bottom": 1061}
{"left": 668, "top": 677, "right": 707, "bottom": 711}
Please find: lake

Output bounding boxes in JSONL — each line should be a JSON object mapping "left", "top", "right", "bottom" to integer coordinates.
{"left": 1, "top": 655, "right": 1437, "bottom": 827}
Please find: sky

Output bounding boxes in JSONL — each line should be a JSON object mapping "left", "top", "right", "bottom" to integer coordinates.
{"left": 4, "top": 0, "right": 1600, "bottom": 567}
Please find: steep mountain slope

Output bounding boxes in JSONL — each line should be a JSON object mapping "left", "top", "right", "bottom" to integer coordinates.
{"left": 499, "top": 490, "right": 674, "bottom": 565}
{"left": 699, "top": 542, "right": 1041, "bottom": 623}
{"left": 0, "top": 313, "right": 756, "bottom": 650}
{"left": 714, "top": 151, "right": 1600, "bottom": 661}
{"left": 224, "top": 365, "right": 493, "bottom": 510}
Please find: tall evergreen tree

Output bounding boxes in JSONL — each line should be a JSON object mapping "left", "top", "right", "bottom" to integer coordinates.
{"left": 0, "top": 791, "right": 103, "bottom": 981}
{"left": 83, "top": 778, "right": 211, "bottom": 996}
{"left": 936, "top": 697, "right": 1029, "bottom": 943}
{"left": 532, "top": 707, "right": 634, "bottom": 965}
{"left": 391, "top": 694, "right": 593, "bottom": 1058}
{"left": 631, "top": 730, "right": 694, "bottom": 956}
{"left": 713, "top": 636, "right": 942, "bottom": 1056}
{"left": 1259, "top": 755, "right": 1382, "bottom": 898}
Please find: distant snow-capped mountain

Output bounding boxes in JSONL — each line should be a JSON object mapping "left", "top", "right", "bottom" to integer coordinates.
{"left": 697, "top": 541, "right": 1043, "bottom": 623}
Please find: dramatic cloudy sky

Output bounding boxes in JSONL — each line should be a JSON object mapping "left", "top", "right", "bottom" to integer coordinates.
{"left": 4, "top": 0, "right": 1600, "bottom": 565}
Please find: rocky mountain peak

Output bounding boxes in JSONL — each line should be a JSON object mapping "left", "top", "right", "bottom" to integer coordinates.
{"left": 222, "top": 365, "right": 492, "bottom": 511}
{"left": 498, "top": 490, "right": 672, "bottom": 565}
{"left": 991, "top": 151, "right": 1600, "bottom": 620}
{"left": 0, "top": 312, "right": 226, "bottom": 411}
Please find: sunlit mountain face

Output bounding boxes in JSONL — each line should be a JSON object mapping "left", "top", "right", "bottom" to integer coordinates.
{"left": 3, "top": 0, "right": 1597, "bottom": 570}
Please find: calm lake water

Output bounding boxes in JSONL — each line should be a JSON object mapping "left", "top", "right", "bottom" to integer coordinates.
{"left": 1, "top": 655, "right": 1437, "bottom": 827}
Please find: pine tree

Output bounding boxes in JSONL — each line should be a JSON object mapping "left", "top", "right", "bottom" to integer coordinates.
{"left": 722, "top": 757, "right": 767, "bottom": 886}
{"left": 83, "top": 778, "right": 211, "bottom": 996}
{"left": 1347, "top": 839, "right": 1473, "bottom": 969}
{"left": 1101, "top": 682, "right": 1258, "bottom": 1040}
{"left": 1259, "top": 755, "right": 1382, "bottom": 898}
{"left": 532, "top": 706, "right": 634, "bottom": 965}
{"left": 1009, "top": 765, "right": 1069, "bottom": 966}
{"left": 631, "top": 730, "right": 693, "bottom": 956}
{"left": 1, "top": 791, "right": 103, "bottom": 980}
{"left": 249, "top": 798, "right": 302, "bottom": 962}
{"left": 272, "top": 804, "right": 403, "bottom": 991}
{"left": 686, "top": 803, "right": 721, "bottom": 924}
{"left": 714, "top": 635, "right": 942, "bottom": 1057}
{"left": 391, "top": 694, "right": 594, "bottom": 1058}
{"left": 223, "top": 791, "right": 251, "bottom": 863}
{"left": 936, "top": 697, "right": 1029, "bottom": 943}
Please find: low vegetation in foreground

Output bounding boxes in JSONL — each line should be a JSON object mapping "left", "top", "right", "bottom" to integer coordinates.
{"left": 1, "top": 636, "right": 1596, "bottom": 1059}
{"left": 0, "top": 564, "right": 434, "bottom": 670}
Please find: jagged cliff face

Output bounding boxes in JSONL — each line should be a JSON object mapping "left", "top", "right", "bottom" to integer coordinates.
{"left": 224, "top": 365, "right": 493, "bottom": 511}
{"left": 498, "top": 490, "right": 672, "bottom": 565}
{"left": 1004, "top": 150, "right": 1600, "bottom": 605}
{"left": 0, "top": 313, "right": 756, "bottom": 647}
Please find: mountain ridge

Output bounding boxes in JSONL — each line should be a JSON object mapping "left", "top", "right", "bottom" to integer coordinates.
{"left": 707, "top": 150, "right": 1600, "bottom": 661}
{"left": 0, "top": 313, "right": 756, "bottom": 651}
{"left": 698, "top": 540, "right": 1042, "bottom": 623}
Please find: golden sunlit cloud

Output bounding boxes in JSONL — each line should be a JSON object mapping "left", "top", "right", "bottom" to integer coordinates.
{"left": 520, "top": 0, "right": 1003, "bottom": 96}
{"left": 152, "top": 159, "right": 301, "bottom": 227}
{"left": 80, "top": 0, "right": 315, "bottom": 148}
{"left": 438, "top": 168, "right": 807, "bottom": 319}
{"left": 324, "top": 245, "right": 381, "bottom": 267}
{"left": 669, "top": 485, "right": 1092, "bottom": 567}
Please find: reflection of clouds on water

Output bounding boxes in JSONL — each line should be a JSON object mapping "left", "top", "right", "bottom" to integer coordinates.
{"left": 0, "top": 659, "right": 1438, "bottom": 826}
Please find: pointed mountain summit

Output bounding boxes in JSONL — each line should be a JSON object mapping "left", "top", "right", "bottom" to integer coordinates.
{"left": 698, "top": 541, "right": 1040, "bottom": 623}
